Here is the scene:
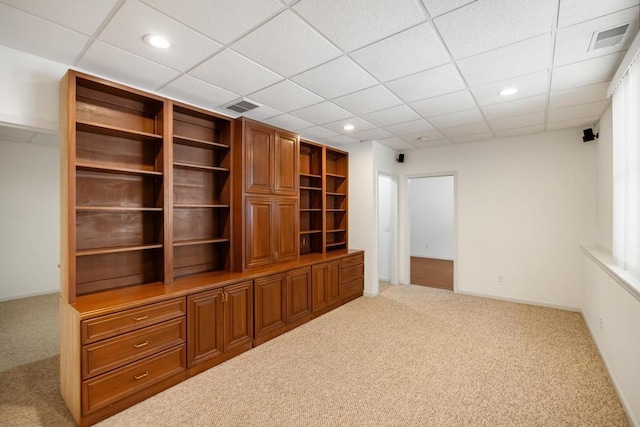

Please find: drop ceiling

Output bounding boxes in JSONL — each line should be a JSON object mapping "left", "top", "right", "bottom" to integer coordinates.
{"left": 0, "top": 0, "right": 638, "bottom": 150}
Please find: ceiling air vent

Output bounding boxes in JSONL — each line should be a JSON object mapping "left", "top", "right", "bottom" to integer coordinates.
{"left": 225, "top": 99, "right": 260, "bottom": 113}
{"left": 589, "top": 23, "right": 629, "bottom": 51}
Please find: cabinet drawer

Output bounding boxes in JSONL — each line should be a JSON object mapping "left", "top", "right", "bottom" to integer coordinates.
{"left": 82, "top": 345, "right": 186, "bottom": 414}
{"left": 341, "top": 253, "right": 364, "bottom": 268}
{"left": 82, "top": 298, "right": 186, "bottom": 344}
{"left": 341, "top": 264, "right": 364, "bottom": 283}
{"left": 83, "top": 317, "right": 186, "bottom": 380}
{"left": 340, "top": 277, "right": 364, "bottom": 298}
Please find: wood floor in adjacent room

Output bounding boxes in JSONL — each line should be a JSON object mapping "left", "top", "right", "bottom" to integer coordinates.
{"left": 0, "top": 284, "right": 629, "bottom": 426}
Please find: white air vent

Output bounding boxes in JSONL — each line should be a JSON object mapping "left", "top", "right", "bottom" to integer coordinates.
{"left": 589, "top": 23, "right": 629, "bottom": 51}
{"left": 225, "top": 99, "right": 261, "bottom": 113}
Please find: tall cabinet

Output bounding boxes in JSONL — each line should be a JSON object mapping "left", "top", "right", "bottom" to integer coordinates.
{"left": 232, "top": 118, "right": 299, "bottom": 271}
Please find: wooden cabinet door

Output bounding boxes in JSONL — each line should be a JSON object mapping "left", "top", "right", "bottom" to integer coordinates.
{"left": 311, "top": 263, "right": 328, "bottom": 312}
{"left": 287, "top": 267, "right": 311, "bottom": 324}
{"left": 245, "top": 197, "right": 274, "bottom": 268}
{"left": 187, "top": 289, "right": 224, "bottom": 368}
{"left": 274, "top": 130, "right": 298, "bottom": 196}
{"left": 245, "top": 121, "right": 273, "bottom": 194}
{"left": 224, "top": 281, "right": 253, "bottom": 352}
{"left": 254, "top": 273, "right": 287, "bottom": 339}
{"left": 326, "top": 259, "right": 342, "bottom": 306}
{"left": 274, "top": 198, "right": 298, "bottom": 263}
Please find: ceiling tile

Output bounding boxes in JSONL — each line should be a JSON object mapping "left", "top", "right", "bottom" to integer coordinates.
{"left": 290, "top": 101, "right": 352, "bottom": 124}
{"left": 420, "top": 0, "right": 477, "bottom": 17}
{"left": 232, "top": 11, "right": 341, "bottom": 77}
{"left": 77, "top": 41, "right": 180, "bottom": 91}
{"left": 361, "top": 105, "right": 421, "bottom": 127}
{"left": 159, "top": 75, "right": 239, "bottom": 111}
{"left": 434, "top": 0, "right": 555, "bottom": 59}
{"left": 401, "top": 129, "right": 446, "bottom": 143}
{"left": 384, "top": 119, "right": 434, "bottom": 136}
{"left": 291, "top": 56, "right": 377, "bottom": 99}
{"left": 386, "top": 63, "right": 466, "bottom": 102}
{"left": 0, "top": 126, "right": 36, "bottom": 143}
{"left": 427, "top": 108, "right": 485, "bottom": 128}
{"left": 323, "top": 135, "right": 360, "bottom": 145}
{"left": 0, "top": 3, "right": 89, "bottom": 63}
{"left": 293, "top": 0, "right": 426, "bottom": 52}
{"left": 30, "top": 132, "right": 60, "bottom": 147}
{"left": 546, "top": 116, "right": 600, "bottom": 130}
{"left": 412, "top": 139, "right": 452, "bottom": 148}
{"left": 547, "top": 100, "right": 609, "bottom": 123}
{"left": 376, "top": 137, "right": 415, "bottom": 150}
{"left": 494, "top": 124, "right": 544, "bottom": 138}
{"left": 449, "top": 131, "right": 494, "bottom": 143}
{"left": 350, "top": 22, "right": 450, "bottom": 82}
{"left": 298, "top": 126, "right": 339, "bottom": 141}
{"left": 549, "top": 82, "right": 609, "bottom": 110}
{"left": 440, "top": 121, "right": 491, "bottom": 137}
{"left": 322, "top": 117, "right": 376, "bottom": 135}
{"left": 249, "top": 80, "right": 323, "bottom": 113}
{"left": 481, "top": 95, "right": 546, "bottom": 120}
{"left": 558, "top": 0, "right": 639, "bottom": 28}
{"left": 332, "top": 85, "right": 402, "bottom": 115}
{"left": 489, "top": 111, "right": 544, "bottom": 131}
{"left": 189, "top": 49, "right": 283, "bottom": 96}
{"left": 140, "top": 0, "right": 284, "bottom": 44}
{"left": 554, "top": 7, "right": 638, "bottom": 67}
{"left": 240, "top": 105, "right": 283, "bottom": 121}
{"left": 458, "top": 33, "right": 551, "bottom": 87}
{"left": 410, "top": 90, "right": 477, "bottom": 117}
{"left": 263, "top": 114, "right": 314, "bottom": 131}
{"left": 551, "top": 52, "right": 625, "bottom": 91}
{"left": 471, "top": 70, "right": 549, "bottom": 106}
{"left": 0, "top": 0, "right": 117, "bottom": 35}
{"left": 99, "top": 0, "right": 222, "bottom": 72}
{"left": 350, "top": 127, "right": 394, "bottom": 141}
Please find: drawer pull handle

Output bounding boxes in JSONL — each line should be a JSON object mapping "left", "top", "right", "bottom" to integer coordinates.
{"left": 134, "top": 341, "right": 149, "bottom": 348}
{"left": 134, "top": 371, "right": 149, "bottom": 380}
{"left": 133, "top": 315, "right": 148, "bottom": 321}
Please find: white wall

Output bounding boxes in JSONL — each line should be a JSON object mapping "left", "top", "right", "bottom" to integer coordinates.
{"left": 378, "top": 175, "right": 392, "bottom": 281}
{"left": 399, "top": 128, "right": 597, "bottom": 309}
{"left": 0, "top": 140, "right": 60, "bottom": 300}
{"left": 408, "top": 176, "right": 454, "bottom": 260}
{"left": 596, "top": 106, "right": 613, "bottom": 251}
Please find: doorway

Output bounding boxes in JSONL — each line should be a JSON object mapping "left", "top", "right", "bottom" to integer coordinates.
{"left": 408, "top": 175, "right": 454, "bottom": 290}
{"left": 377, "top": 174, "right": 398, "bottom": 284}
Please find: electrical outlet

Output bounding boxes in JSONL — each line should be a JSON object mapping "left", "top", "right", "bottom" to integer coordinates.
{"left": 497, "top": 275, "right": 504, "bottom": 283}
{"left": 599, "top": 316, "right": 603, "bottom": 331}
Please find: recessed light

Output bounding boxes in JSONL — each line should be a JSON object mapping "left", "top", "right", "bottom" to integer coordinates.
{"left": 342, "top": 124, "right": 355, "bottom": 131}
{"left": 144, "top": 34, "right": 171, "bottom": 49}
{"left": 417, "top": 136, "right": 429, "bottom": 141}
{"left": 499, "top": 87, "right": 518, "bottom": 96}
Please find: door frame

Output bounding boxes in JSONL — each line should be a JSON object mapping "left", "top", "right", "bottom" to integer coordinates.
{"left": 376, "top": 172, "right": 399, "bottom": 285}
{"left": 401, "top": 172, "right": 458, "bottom": 291}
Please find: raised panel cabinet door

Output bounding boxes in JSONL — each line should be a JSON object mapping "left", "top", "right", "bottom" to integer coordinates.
{"left": 245, "top": 121, "right": 274, "bottom": 194}
{"left": 245, "top": 197, "right": 274, "bottom": 268}
{"left": 224, "top": 281, "right": 253, "bottom": 352}
{"left": 254, "top": 274, "right": 287, "bottom": 339}
{"left": 274, "top": 130, "right": 299, "bottom": 196}
{"left": 311, "top": 263, "right": 328, "bottom": 312}
{"left": 326, "top": 259, "right": 342, "bottom": 306}
{"left": 274, "top": 198, "right": 298, "bottom": 263}
{"left": 287, "top": 267, "right": 311, "bottom": 324}
{"left": 187, "top": 289, "right": 224, "bottom": 368}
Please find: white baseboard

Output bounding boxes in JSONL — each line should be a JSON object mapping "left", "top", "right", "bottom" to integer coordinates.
{"left": 454, "top": 289, "right": 581, "bottom": 312}
{"left": 0, "top": 288, "right": 59, "bottom": 302}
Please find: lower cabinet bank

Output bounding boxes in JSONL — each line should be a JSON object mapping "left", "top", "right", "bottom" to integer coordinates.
{"left": 60, "top": 249, "right": 364, "bottom": 426}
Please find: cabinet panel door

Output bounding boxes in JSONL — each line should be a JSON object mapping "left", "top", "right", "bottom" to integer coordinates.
{"left": 245, "top": 197, "right": 274, "bottom": 268}
{"left": 245, "top": 121, "right": 273, "bottom": 194}
{"left": 224, "top": 281, "right": 253, "bottom": 352}
{"left": 311, "top": 263, "right": 327, "bottom": 312}
{"left": 254, "top": 274, "right": 287, "bottom": 338}
{"left": 274, "top": 198, "right": 298, "bottom": 263}
{"left": 187, "top": 289, "right": 224, "bottom": 368}
{"left": 327, "top": 259, "right": 342, "bottom": 306}
{"left": 274, "top": 130, "right": 298, "bottom": 196}
{"left": 287, "top": 267, "right": 311, "bottom": 324}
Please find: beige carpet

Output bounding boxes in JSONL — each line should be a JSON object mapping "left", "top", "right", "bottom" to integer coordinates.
{"left": 0, "top": 285, "right": 629, "bottom": 426}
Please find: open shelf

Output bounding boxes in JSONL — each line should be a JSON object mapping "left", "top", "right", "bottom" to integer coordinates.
{"left": 300, "top": 172, "right": 322, "bottom": 179}
{"left": 77, "top": 162, "right": 163, "bottom": 176}
{"left": 300, "top": 230, "right": 322, "bottom": 234}
{"left": 174, "top": 204, "right": 229, "bottom": 209}
{"left": 300, "top": 186, "right": 322, "bottom": 191}
{"left": 326, "top": 172, "right": 346, "bottom": 178}
{"left": 173, "top": 238, "right": 230, "bottom": 247}
{"left": 76, "top": 243, "right": 163, "bottom": 257}
{"left": 173, "top": 162, "right": 229, "bottom": 173}
{"left": 76, "top": 206, "right": 162, "bottom": 212}
{"left": 77, "top": 120, "right": 162, "bottom": 141}
{"left": 174, "top": 134, "right": 228, "bottom": 149}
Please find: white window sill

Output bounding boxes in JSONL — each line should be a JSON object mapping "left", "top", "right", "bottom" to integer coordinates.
{"left": 582, "top": 245, "right": 640, "bottom": 303}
